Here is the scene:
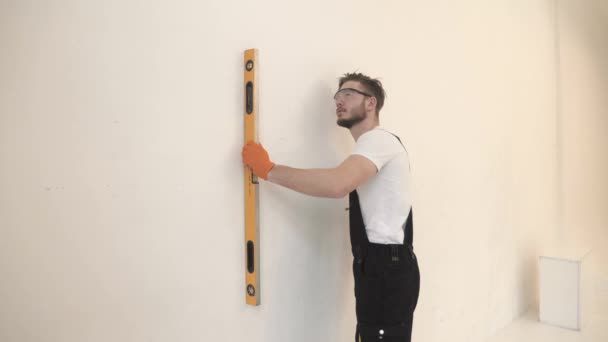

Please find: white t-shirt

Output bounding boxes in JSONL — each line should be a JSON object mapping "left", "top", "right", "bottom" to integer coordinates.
{"left": 351, "top": 127, "right": 412, "bottom": 244}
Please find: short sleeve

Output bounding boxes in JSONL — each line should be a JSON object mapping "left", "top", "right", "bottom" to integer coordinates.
{"left": 352, "top": 129, "right": 403, "bottom": 171}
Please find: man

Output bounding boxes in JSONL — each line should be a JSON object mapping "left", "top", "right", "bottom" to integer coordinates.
{"left": 242, "top": 73, "right": 420, "bottom": 342}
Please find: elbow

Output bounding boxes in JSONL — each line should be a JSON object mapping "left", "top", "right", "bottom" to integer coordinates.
{"left": 331, "top": 183, "right": 352, "bottom": 199}
{"left": 328, "top": 169, "right": 356, "bottom": 198}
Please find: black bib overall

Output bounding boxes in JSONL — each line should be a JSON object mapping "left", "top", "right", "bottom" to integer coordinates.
{"left": 349, "top": 137, "right": 420, "bottom": 342}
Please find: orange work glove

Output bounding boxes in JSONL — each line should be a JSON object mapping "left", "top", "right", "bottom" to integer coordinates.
{"left": 242, "top": 142, "right": 275, "bottom": 180}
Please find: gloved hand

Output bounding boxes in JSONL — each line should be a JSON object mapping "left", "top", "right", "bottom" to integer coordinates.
{"left": 242, "top": 142, "right": 275, "bottom": 180}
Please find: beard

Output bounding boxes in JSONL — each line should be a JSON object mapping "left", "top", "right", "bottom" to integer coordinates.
{"left": 337, "top": 103, "right": 366, "bottom": 128}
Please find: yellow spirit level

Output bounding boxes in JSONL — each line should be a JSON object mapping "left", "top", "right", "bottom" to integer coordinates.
{"left": 243, "top": 48, "right": 260, "bottom": 306}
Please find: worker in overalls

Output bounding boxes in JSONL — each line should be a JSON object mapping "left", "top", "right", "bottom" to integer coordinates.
{"left": 242, "top": 72, "right": 420, "bottom": 341}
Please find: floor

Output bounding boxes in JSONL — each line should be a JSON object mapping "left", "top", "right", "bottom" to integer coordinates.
{"left": 485, "top": 310, "right": 608, "bottom": 342}
{"left": 485, "top": 248, "right": 608, "bottom": 342}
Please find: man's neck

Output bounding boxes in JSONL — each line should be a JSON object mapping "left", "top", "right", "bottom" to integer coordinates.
{"left": 350, "top": 119, "right": 379, "bottom": 141}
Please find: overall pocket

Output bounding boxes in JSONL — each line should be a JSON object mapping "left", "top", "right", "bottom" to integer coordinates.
{"left": 353, "top": 259, "right": 384, "bottom": 324}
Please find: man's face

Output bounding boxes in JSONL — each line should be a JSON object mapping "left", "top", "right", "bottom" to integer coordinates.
{"left": 334, "top": 81, "right": 370, "bottom": 129}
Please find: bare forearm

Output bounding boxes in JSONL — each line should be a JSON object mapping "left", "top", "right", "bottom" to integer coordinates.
{"left": 266, "top": 165, "right": 344, "bottom": 198}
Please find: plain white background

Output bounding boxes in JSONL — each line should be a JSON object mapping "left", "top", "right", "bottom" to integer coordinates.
{"left": 1, "top": 1, "right": 606, "bottom": 341}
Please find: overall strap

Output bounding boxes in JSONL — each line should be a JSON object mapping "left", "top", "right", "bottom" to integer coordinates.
{"left": 381, "top": 128, "right": 408, "bottom": 153}
{"left": 389, "top": 131, "right": 414, "bottom": 248}
{"left": 349, "top": 190, "right": 369, "bottom": 258}
{"left": 403, "top": 208, "right": 414, "bottom": 248}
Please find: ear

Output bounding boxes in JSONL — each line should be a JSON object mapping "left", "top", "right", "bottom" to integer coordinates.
{"left": 366, "top": 96, "right": 377, "bottom": 112}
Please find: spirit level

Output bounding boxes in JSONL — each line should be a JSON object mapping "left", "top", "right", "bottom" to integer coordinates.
{"left": 243, "top": 48, "right": 260, "bottom": 306}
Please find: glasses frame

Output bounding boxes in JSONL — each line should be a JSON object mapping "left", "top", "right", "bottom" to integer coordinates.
{"left": 333, "top": 87, "right": 373, "bottom": 101}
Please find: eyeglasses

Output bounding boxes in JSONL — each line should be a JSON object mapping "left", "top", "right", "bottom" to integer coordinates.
{"left": 333, "top": 88, "right": 373, "bottom": 102}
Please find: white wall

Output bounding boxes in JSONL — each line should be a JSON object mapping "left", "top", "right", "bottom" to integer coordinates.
{"left": 0, "top": 1, "right": 598, "bottom": 341}
{"left": 557, "top": 0, "right": 608, "bottom": 316}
